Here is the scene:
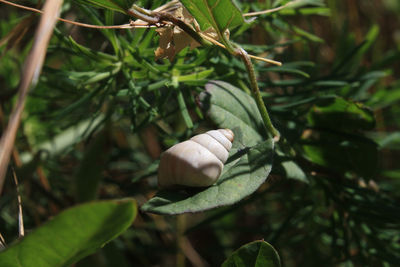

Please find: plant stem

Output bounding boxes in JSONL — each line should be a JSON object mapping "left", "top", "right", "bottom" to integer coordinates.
{"left": 237, "top": 47, "right": 280, "bottom": 140}
{"left": 128, "top": 5, "right": 211, "bottom": 48}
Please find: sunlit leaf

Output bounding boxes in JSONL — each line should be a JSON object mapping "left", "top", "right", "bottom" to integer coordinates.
{"left": 0, "top": 199, "right": 137, "bottom": 267}
{"left": 180, "top": 0, "right": 245, "bottom": 31}
{"left": 307, "top": 97, "right": 375, "bottom": 132}
{"left": 198, "top": 80, "right": 266, "bottom": 147}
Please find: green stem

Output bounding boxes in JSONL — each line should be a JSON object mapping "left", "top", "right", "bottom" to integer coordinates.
{"left": 220, "top": 32, "right": 236, "bottom": 54}
{"left": 237, "top": 47, "right": 280, "bottom": 139}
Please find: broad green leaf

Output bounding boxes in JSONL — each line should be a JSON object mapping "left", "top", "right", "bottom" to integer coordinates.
{"left": 0, "top": 199, "right": 137, "bottom": 267}
{"left": 83, "top": 0, "right": 134, "bottom": 13}
{"left": 180, "top": 0, "right": 245, "bottom": 31}
{"left": 301, "top": 130, "right": 378, "bottom": 178}
{"left": 198, "top": 80, "right": 266, "bottom": 147}
{"left": 307, "top": 97, "right": 375, "bottom": 132}
{"left": 222, "top": 240, "right": 281, "bottom": 267}
{"left": 141, "top": 80, "right": 275, "bottom": 215}
{"left": 141, "top": 138, "right": 274, "bottom": 215}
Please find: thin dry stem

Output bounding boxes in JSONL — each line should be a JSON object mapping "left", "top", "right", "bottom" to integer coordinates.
{"left": 199, "top": 32, "right": 282, "bottom": 66}
{"left": 0, "top": 0, "right": 152, "bottom": 29}
{"left": 12, "top": 167, "right": 24, "bottom": 237}
{"left": 0, "top": 232, "right": 5, "bottom": 249}
{"left": 1, "top": 0, "right": 282, "bottom": 65}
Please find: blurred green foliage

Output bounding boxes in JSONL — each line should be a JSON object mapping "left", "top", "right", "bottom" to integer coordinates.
{"left": 0, "top": 0, "right": 400, "bottom": 266}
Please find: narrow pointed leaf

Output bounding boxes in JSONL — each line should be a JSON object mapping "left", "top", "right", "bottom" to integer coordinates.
{"left": 84, "top": 0, "right": 134, "bottom": 13}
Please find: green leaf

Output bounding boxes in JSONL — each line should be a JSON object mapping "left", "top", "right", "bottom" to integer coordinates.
{"left": 176, "top": 88, "right": 194, "bottom": 129}
{"left": 176, "top": 68, "right": 215, "bottom": 82}
{"left": 222, "top": 240, "right": 281, "bottom": 267}
{"left": 291, "top": 25, "right": 324, "bottom": 43}
{"left": 73, "top": 130, "right": 110, "bottom": 202}
{"left": 307, "top": 97, "right": 375, "bottom": 132}
{"left": 20, "top": 115, "right": 104, "bottom": 163}
{"left": 0, "top": 199, "right": 137, "bottom": 267}
{"left": 67, "top": 36, "right": 117, "bottom": 62}
{"left": 180, "top": 0, "right": 244, "bottom": 31}
{"left": 279, "top": 7, "right": 331, "bottom": 16}
{"left": 141, "top": 137, "right": 274, "bottom": 215}
{"left": 382, "top": 169, "right": 400, "bottom": 179}
{"left": 333, "top": 24, "right": 380, "bottom": 74}
{"left": 261, "top": 66, "right": 310, "bottom": 78}
{"left": 301, "top": 130, "right": 378, "bottom": 178}
{"left": 376, "top": 132, "right": 400, "bottom": 150}
{"left": 312, "top": 80, "right": 349, "bottom": 87}
{"left": 271, "top": 17, "right": 323, "bottom": 43}
{"left": 198, "top": 80, "right": 265, "bottom": 147}
{"left": 367, "top": 87, "right": 400, "bottom": 109}
{"left": 141, "top": 80, "right": 275, "bottom": 215}
{"left": 276, "top": 0, "right": 325, "bottom": 9}
{"left": 83, "top": 0, "right": 134, "bottom": 14}
{"left": 274, "top": 147, "right": 308, "bottom": 183}
{"left": 280, "top": 160, "right": 308, "bottom": 183}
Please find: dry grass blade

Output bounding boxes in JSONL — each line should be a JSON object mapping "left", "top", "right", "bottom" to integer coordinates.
{"left": 0, "top": 0, "right": 64, "bottom": 195}
{"left": 12, "top": 167, "right": 24, "bottom": 237}
{"left": 0, "top": 232, "right": 5, "bottom": 250}
{"left": 199, "top": 32, "right": 282, "bottom": 66}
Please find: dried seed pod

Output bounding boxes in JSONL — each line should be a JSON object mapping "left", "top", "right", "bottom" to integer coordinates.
{"left": 158, "top": 129, "right": 234, "bottom": 188}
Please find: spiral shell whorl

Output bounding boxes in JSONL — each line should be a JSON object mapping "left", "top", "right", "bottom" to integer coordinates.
{"left": 190, "top": 129, "right": 233, "bottom": 163}
{"left": 157, "top": 129, "right": 234, "bottom": 188}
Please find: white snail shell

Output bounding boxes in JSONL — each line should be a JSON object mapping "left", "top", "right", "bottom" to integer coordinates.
{"left": 158, "top": 129, "right": 234, "bottom": 188}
